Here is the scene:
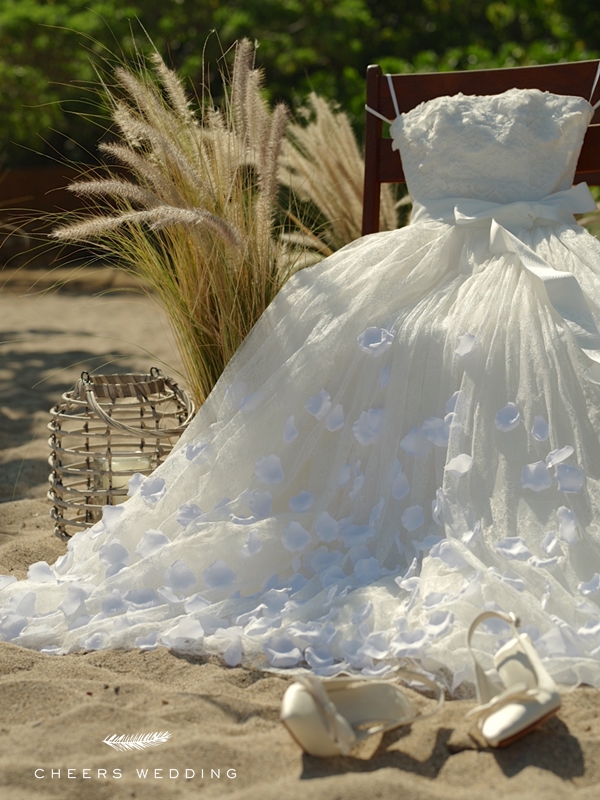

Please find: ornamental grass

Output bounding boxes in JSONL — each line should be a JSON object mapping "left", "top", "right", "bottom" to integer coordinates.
{"left": 281, "top": 93, "right": 399, "bottom": 254}
{"left": 52, "top": 40, "right": 403, "bottom": 406}
{"left": 52, "top": 40, "right": 315, "bottom": 407}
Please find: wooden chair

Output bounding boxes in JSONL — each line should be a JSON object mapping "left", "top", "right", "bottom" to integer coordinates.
{"left": 362, "top": 61, "right": 600, "bottom": 235}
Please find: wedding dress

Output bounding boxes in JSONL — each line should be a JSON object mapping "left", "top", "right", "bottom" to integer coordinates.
{"left": 3, "top": 70, "right": 600, "bottom": 694}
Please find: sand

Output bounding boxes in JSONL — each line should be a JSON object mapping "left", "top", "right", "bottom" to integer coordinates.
{"left": 1, "top": 268, "right": 599, "bottom": 799}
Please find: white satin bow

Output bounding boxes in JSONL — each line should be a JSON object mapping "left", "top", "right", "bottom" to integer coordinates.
{"left": 412, "top": 183, "right": 600, "bottom": 382}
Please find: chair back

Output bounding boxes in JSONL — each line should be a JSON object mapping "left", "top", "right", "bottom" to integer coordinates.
{"left": 362, "top": 61, "right": 600, "bottom": 235}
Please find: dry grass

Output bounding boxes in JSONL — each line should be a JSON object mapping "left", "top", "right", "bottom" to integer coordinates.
{"left": 280, "top": 93, "right": 399, "bottom": 254}
{"left": 52, "top": 41, "right": 312, "bottom": 407}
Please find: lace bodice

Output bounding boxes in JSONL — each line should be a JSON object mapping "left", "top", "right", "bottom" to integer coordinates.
{"left": 390, "top": 89, "right": 594, "bottom": 205}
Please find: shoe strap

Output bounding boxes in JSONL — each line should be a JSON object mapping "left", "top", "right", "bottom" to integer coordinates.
{"left": 297, "top": 668, "right": 445, "bottom": 752}
{"left": 394, "top": 667, "right": 445, "bottom": 722}
{"left": 465, "top": 681, "right": 532, "bottom": 724}
{"left": 467, "top": 610, "right": 521, "bottom": 705}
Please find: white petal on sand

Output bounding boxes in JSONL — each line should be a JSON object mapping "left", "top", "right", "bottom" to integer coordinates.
{"left": 27, "top": 562, "right": 54, "bottom": 583}
{"left": 162, "top": 618, "right": 204, "bottom": 646}
{"left": 135, "top": 631, "right": 159, "bottom": 651}
{"left": 224, "top": 638, "right": 243, "bottom": 666}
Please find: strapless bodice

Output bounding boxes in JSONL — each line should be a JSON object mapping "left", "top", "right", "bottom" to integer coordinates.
{"left": 390, "top": 89, "right": 594, "bottom": 205}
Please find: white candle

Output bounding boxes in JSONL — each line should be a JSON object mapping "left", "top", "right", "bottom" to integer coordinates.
{"left": 93, "top": 454, "right": 153, "bottom": 498}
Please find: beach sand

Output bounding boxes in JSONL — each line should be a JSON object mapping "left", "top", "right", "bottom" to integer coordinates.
{"left": 1, "top": 269, "right": 599, "bottom": 799}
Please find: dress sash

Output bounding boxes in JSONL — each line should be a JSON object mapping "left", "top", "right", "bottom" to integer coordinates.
{"left": 412, "top": 183, "right": 600, "bottom": 383}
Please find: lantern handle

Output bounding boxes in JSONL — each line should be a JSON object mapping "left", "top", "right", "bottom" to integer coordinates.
{"left": 79, "top": 372, "right": 195, "bottom": 438}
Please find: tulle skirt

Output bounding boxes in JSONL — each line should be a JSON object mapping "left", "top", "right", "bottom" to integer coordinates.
{"left": 2, "top": 218, "right": 600, "bottom": 694}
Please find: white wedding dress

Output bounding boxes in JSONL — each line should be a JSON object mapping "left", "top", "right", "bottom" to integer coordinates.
{"left": 3, "top": 77, "right": 600, "bottom": 694}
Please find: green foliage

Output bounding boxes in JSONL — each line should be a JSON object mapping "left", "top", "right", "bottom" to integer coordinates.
{"left": 0, "top": 0, "right": 599, "bottom": 166}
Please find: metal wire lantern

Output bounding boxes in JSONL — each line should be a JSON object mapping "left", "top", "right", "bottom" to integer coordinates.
{"left": 48, "top": 368, "right": 195, "bottom": 539}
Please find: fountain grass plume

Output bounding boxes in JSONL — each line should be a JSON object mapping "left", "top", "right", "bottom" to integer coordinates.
{"left": 52, "top": 41, "right": 310, "bottom": 406}
{"left": 280, "top": 93, "right": 399, "bottom": 252}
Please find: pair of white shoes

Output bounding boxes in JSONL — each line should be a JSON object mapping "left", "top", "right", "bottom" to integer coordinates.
{"left": 280, "top": 611, "right": 562, "bottom": 757}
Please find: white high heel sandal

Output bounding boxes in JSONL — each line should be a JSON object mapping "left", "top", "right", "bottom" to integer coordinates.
{"left": 280, "top": 669, "right": 444, "bottom": 757}
{"left": 466, "top": 610, "right": 562, "bottom": 748}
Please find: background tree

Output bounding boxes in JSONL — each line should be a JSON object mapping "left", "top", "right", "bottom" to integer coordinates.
{"left": 0, "top": 0, "right": 598, "bottom": 166}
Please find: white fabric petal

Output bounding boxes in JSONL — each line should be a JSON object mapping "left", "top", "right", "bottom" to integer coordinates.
{"left": 532, "top": 415, "right": 550, "bottom": 441}
{"left": 521, "top": 461, "right": 552, "bottom": 491}
{"left": 357, "top": 326, "right": 394, "bottom": 356}
{"left": 495, "top": 402, "right": 521, "bottom": 432}
{"left": 445, "top": 454, "right": 473, "bottom": 475}
{"left": 455, "top": 333, "right": 477, "bottom": 356}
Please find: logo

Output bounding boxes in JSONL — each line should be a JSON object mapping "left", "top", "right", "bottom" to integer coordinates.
{"left": 103, "top": 732, "right": 171, "bottom": 752}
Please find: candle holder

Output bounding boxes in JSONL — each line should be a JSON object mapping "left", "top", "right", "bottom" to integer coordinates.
{"left": 47, "top": 368, "right": 195, "bottom": 539}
